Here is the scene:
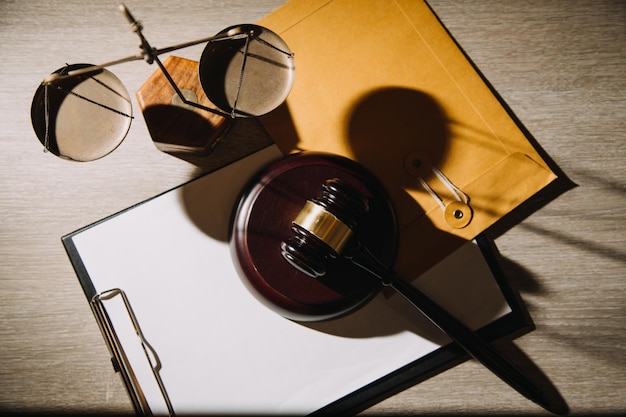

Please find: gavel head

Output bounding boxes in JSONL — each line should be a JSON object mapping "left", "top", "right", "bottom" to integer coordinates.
{"left": 280, "top": 179, "right": 369, "bottom": 278}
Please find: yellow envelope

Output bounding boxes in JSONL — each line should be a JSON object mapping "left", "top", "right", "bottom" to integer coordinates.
{"left": 259, "top": 0, "right": 557, "bottom": 278}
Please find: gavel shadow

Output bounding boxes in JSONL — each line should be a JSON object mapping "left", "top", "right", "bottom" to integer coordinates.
{"left": 179, "top": 85, "right": 568, "bottom": 412}
{"left": 295, "top": 87, "right": 474, "bottom": 340}
{"left": 272, "top": 87, "right": 568, "bottom": 412}
{"left": 180, "top": 86, "right": 511, "bottom": 342}
{"left": 303, "top": 237, "right": 514, "bottom": 343}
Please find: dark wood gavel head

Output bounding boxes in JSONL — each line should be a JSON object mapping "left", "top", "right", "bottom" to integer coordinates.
{"left": 280, "top": 178, "right": 369, "bottom": 278}
{"left": 231, "top": 153, "right": 398, "bottom": 321}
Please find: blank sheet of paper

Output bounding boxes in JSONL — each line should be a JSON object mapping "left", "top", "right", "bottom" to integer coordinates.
{"left": 66, "top": 145, "right": 512, "bottom": 415}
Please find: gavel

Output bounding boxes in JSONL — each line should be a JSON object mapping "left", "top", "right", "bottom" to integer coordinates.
{"left": 279, "top": 177, "right": 552, "bottom": 412}
{"left": 231, "top": 153, "right": 554, "bottom": 412}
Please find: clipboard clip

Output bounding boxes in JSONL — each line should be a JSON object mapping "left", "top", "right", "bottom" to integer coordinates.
{"left": 91, "top": 288, "right": 175, "bottom": 416}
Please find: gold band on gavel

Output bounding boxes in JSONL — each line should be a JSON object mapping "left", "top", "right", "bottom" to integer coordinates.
{"left": 293, "top": 201, "right": 353, "bottom": 254}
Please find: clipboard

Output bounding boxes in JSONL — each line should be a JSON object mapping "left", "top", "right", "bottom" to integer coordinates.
{"left": 62, "top": 145, "right": 530, "bottom": 415}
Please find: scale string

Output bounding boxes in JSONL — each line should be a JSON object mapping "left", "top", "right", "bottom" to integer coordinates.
{"left": 49, "top": 83, "right": 133, "bottom": 119}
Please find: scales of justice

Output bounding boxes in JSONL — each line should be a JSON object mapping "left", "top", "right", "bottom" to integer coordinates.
{"left": 30, "top": 3, "right": 295, "bottom": 162}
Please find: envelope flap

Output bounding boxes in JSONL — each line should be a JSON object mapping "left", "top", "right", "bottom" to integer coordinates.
{"left": 260, "top": 0, "right": 333, "bottom": 33}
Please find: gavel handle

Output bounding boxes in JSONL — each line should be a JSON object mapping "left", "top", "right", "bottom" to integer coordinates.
{"left": 347, "top": 244, "right": 553, "bottom": 413}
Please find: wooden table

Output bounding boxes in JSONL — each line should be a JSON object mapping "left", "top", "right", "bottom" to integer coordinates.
{"left": 1, "top": 1, "right": 624, "bottom": 414}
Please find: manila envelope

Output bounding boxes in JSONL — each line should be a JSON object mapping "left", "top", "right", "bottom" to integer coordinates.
{"left": 258, "top": 0, "right": 558, "bottom": 278}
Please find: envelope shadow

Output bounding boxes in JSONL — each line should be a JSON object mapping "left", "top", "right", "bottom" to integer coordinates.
{"left": 347, "top": 87, "right": 472, "bottom": 277}
{"left": 346, "top": 87, "right": 449, "bottom": 198}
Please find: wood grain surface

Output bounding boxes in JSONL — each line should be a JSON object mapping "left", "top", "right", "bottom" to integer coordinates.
{"left": 1, "top": 0, "right": 624, "bottom": 415}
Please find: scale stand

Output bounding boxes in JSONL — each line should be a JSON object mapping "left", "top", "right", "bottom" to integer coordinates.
{"left": 31, "top": 3, "right": 295, "bottom": 161}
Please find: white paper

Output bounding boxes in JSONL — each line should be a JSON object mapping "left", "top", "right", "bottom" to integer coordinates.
{"left": 70, "top": 145, "right": 511, "bottom": 415}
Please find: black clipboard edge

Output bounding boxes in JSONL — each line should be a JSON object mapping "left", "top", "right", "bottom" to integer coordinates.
{"left": 311, "top": 235, "right": 533, "bottom": 416}
{"left": 62, "top": 235, "right": 97, "bottom": 300}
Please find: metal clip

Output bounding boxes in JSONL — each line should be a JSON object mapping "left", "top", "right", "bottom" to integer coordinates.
{"left": 91, "top": 288, "right": 175, "bottom": 416}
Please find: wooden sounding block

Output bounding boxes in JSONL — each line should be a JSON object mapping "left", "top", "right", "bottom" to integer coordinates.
{"left": 231, "top": 153, "right": 399, "bottom": 322}
{"left": 135, "top": 56, "right": 232, "bottom": 155}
